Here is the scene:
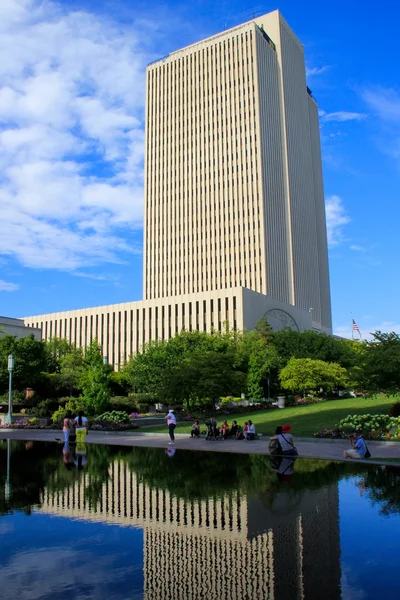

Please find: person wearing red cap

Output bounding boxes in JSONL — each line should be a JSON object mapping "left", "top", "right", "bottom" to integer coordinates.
{"left": 275, "top": 424, "right": 298, "bottom": 456}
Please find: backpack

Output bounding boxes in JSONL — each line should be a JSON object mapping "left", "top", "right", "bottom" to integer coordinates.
{"left": 268, "top": 438, "right": 282, "bottom": 456}
{"left": 360, "top": 436, "right": 371, "bottom": 459}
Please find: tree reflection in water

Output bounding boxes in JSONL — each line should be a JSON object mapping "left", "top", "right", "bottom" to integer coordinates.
{"left": 0, "top": 440, "right": 399, "bottom": 516}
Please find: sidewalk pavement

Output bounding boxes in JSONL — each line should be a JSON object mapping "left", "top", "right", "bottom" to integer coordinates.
{"left": 1, "top": 428, "right": 399, "bottom": 465}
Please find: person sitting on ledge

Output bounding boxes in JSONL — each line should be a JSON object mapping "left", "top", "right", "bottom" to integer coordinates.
{"left": 230, "top": 420, "right": 238, "bottom": 438}
{"left": 236, "top": 424, "right": 244, "bottom": 439}
{"left": 344, "top": 431, "right": 368, "bottom": 459}
{"left": 190, "top": 420, "right": 200, "bottom": 438}
{"left": 219, "top": 420, "right": 230, "bottom": 439}
{"left": 247, "top": 420, "right": 256, "bottom": 440}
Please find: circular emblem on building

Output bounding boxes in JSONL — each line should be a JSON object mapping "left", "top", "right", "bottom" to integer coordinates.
{"left": 264, "top": 309, "right": 299, "bottom": 332}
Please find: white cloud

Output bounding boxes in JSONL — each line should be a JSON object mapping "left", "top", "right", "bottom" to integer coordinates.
{"left": 361, "top": 86, "right": 400, "bottom": 161}
{"left": 361, "top": 87, "right": 400, "bottom": 121}
{"left": 0, "top": 0, "right": 154, "bottom": 271}
{"left": 0, "top": 544, "right": 141, "bottom": 600}
{"left": 320, "top": 111, "right": 367, "bottom": 122}
{"left": 0, "top": 280, "right": 20, "bottom": 292}
{"left": 306, "top": 65, "right": 330, "bottom": 77}
{"left": 325, "top": 195, "right": 351, "bottom": 246}
{"left": 349, "top": 245, "right": 366, "bottom": 252}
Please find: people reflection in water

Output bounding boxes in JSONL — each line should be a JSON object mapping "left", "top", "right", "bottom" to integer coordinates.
{"left": 269, "top": 454, "right": 297, "bottom": 483}
{"left": 165, "top": 447, "right": 176, "bottom": 458}
{"left": 62, "top": 441, "right": 76, "bottom": 470}
{"left": 75, "top": 443, "right": 88, "bottom": 470}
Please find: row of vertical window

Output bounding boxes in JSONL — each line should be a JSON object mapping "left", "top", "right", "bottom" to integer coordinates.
{"left": 32, "top": 297, "right": 238, "bottom": 367}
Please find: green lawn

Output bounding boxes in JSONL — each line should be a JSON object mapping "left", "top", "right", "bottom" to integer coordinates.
{"left": 144, "top": 395, "right": 396, "bottom": 437}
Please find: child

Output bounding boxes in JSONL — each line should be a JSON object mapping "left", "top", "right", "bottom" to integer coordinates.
{"left": 243, "top": 421, "right": 249, "bottom": 440}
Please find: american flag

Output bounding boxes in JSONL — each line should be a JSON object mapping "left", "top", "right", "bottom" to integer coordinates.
{"left": 352, "top": 319, "right": 359, "bottom": 331}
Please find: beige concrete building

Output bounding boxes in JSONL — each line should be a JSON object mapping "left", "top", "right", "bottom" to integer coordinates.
{"left": 37, "top": 458, "right": 341, "bottom": 599}
{"left": 24, "top": 10, "right": 332, "bottom": 367}
{"left": 0, "top": 316, "right": 41, "bottom": 341}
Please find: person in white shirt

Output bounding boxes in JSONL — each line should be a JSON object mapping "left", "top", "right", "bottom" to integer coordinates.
{"left": 165, "top": 409, "right": 176, "bottom": 445}
{"left": 275, "top": 424, "right": 298, "bottom": 456}
{"left": 74, "top": 411, "right": 89, "bottom": 444}
{"left": 247, "top": 420, "right": 256, "bottom": 440}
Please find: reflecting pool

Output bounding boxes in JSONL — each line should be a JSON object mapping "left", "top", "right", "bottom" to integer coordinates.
{"left": 0, "top": 439, "right": 399, "bottom": 599}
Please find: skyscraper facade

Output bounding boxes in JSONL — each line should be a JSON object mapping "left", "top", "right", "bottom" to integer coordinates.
{"left": 24, "top": 10, "right": 332, "bottom": 366}
{"left": 144, "top": 10, "right": 331, "bottom": 329}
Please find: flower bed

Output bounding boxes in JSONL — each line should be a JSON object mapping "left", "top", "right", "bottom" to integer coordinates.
{"left": 0, "top": 416, "right": 138, "bottom": 432}
{"left": 314, "top": 413, "right": 400, "bottom": 440}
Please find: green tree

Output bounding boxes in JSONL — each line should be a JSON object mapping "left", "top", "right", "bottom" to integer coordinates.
{"left": 246, "top": 338, "right": 280, "bottom": 400}
{"left": 0, "top": 334, "right": 48, "bottom": 395}
{"left": 44, "top": 337, "right": 75, "bottom": 373}
{"left": 79, "top": 341, "right": 110, "bottom": 415}
{"left": 362, "top": 331, "right": 400, "bottom": 391}
{"left": 58, "top": 349, "right": 85, "bottom": 396}
{"left": 279, "top": 357, "right": 348, "bottom": 395}
{"left": 268, "top": 326, "right": 360, "bottom": 369}
{"left": 122, "top": 329, "right": 247, "bottom": 410}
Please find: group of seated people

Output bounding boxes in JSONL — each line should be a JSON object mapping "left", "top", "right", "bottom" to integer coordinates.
{"left": 191, "top": 419, "right": 256, "bottom": 440}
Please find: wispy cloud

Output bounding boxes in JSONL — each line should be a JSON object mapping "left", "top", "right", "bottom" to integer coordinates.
{"left": 361, "top": 86, "right": 400, "bottom": 160}
{"left": 0, "top": 280, "right": 20, "bottom": 292}
{"left": 319, "top": 110, "right": 367, "bottom": 122}
{"left": 73, "top": 271, "right": 122, "bottom": 283}
{"left": 306, "top": 64, "right": 330, "bottom": 78}
{"left": 349, "top": 245, "right": 366, "bottom": 252}
{"left": 361, "top": 87, "right": 400, "bottom": 121}
{"left": 325, "top": 195, "right": 351, "bottom": 246}
{"left": 0, "top": 0, "right": 159, "bottom": 272}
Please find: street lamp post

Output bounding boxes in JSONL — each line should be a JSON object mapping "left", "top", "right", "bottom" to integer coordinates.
{"left": 5, "top": 438, "right": 11, "bottom": 501}
{"left": 5, "top": 354, "right": 15, "bottom": 425}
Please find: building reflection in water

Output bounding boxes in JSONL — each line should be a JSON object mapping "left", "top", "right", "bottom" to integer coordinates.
{"left": 37, "top": 455, "right": 341, "bottom": 600}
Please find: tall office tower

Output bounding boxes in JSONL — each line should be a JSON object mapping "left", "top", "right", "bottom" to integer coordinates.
{"left": 144, "top": 10, "right": 331, "bottom": 331}
{"left": 24, "top": 10, "right": 332, "bottom": 363}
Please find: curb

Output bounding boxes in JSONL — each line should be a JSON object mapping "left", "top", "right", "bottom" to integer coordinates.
{"left": 1, "top": 429, "right": 399, "bottom": 446}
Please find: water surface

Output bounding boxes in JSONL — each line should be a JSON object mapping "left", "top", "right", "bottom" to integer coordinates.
{"left": 0, "top": 439, "right": 399, "bottom": 599}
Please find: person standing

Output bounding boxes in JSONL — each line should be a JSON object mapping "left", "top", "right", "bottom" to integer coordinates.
{"left": 165, "top": 409, "right": 176, "bottom": 445}
{"left": 63, "top": 411, "right": 72, "bottom": 443}
{"left": 74, "top": 410, "right": 89, "bottom": 444}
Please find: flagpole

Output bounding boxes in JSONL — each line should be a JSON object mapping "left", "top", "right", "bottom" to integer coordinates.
{"left": 351, "top": 313, "right": 354, "bottom": 340}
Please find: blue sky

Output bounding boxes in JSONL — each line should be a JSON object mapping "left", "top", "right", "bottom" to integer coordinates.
{"left": 0, "top": 0, "right": 399, "bottom": 339}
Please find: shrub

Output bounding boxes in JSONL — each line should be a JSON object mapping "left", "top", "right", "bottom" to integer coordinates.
{"left": 30, "top": 399, "right": 56, "bottom": 418}
{"left": 90, "top": 421, "right": 138, "bottom": 431}
{"left": 52, "top": 398, "right": 86, "bottom": 424}
{"left": 338, "top": 414, "right": 400, "bottom": 439}
{"left": 96, "top": 410, "right": 130, "bottom": 424}
{"left": 109, "top": 396, "right": 136, "bottom": 412}
{"left": 57, "top": 396, "right": 79, "bottom": 406}
{"left": 390, "top": 403, "right": 400, "bottom": 418}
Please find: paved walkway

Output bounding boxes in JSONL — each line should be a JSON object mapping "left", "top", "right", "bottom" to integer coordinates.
{"left": 1, "top": 428, "right": 399, "bottom": 465}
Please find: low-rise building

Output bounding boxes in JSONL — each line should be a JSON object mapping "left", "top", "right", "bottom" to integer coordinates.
{"left": 0, "top": 316, "right": 41, "bottom": 341}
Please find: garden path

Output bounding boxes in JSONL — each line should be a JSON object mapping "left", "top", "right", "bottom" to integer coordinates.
{"left": 1, "top": 429, "right": 399, "bottom": 464}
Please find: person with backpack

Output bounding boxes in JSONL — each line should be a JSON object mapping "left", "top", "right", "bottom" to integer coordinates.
{"left": 268, "top": 425, "right": 298, "bottom": 457}
{"left": 344, "top": 431, "right": 371, "bottom": 459}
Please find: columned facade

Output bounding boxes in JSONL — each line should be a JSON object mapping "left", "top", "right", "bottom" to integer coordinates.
{"left": 37, "top": 458, "right": 341, "bottom": 599}
{"left": 23, "top": 10, "right": 332, "bottom": 362}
